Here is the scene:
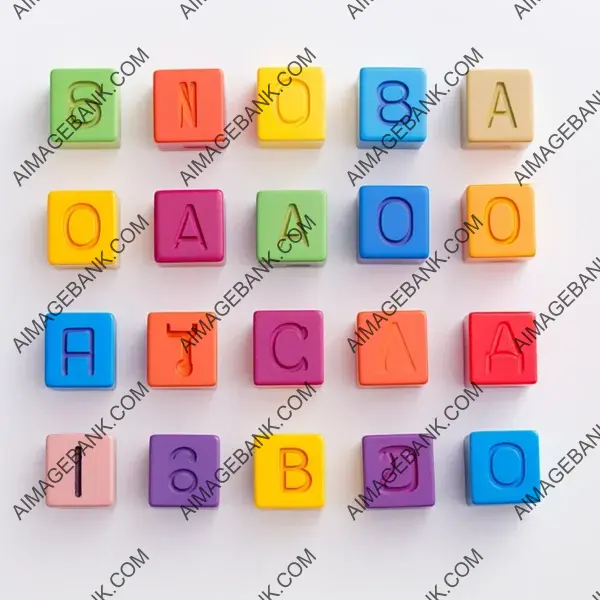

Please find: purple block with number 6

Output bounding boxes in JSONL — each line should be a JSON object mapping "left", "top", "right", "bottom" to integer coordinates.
{"left": 362, "top": 434, "right": 435, "bottom": 508}
{"left": 149, "top": 434, "right": 220, "bottom": 507}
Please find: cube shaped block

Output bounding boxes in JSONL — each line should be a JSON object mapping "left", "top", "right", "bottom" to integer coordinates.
{"left": 154, "top": 189, "right": 225, "bottom": 265}
{"left": 465, "top": 430, "right": 540, "bottom": 505}
{"left": 362, "top": 434, "right": 435, "bottom": 508}
{"left": 256, "top": 190, "right": 327, "bottom": 266}
{"left": 358, "top": 67, "right": 427, "bottom": 149}
{"left": 253, "top": 310, "right": 324, "bottom": 386}
{"left": 50, "top": 69, "right": 121, "bottom": 148}
{"left": 358, "top": 185, "right": 429, "bottom": 263}
{"left": 254, "top": 434, "right": 325, "bottom": 509}
{"left": 46, "top": 434, "right": 115, "bottom": 507}
{"left": 463, "top": 69, "right": 534, "bottom": 148}
{"left": 462, "top": 184, "right": 536, "bottom": 261}
{"left": 464, "top": 312, "right": 538, "bottom": 386}
{"left": 147, "top": 312, "right": 217, "bottom": 388}
{"left": 356, "top": 311, "right": 428, "bottom": 387}
{"left": 48, "top": 190, "right": 119, "bottom": 268}
{"left": 149, "top": 434, "right": 220, "bottom": 507}
{"left": 45, "top": 313, "right": 116, "bottom": 390}
{"left": 256, "top": 67, "right": 325, "bottom": 147}
{"left": 153, "top": 69, "right": 225, "bottom": 149}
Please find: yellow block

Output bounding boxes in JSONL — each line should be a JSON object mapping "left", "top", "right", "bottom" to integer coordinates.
{"left": 463, "top": 184, "right": 536, "bottom": 261}
{"left": 48, "top": 191, "right": 119, "bottom": 267}
{"left": 256, "top": 67, "right": 325, "bottom": 148}
{"left": 254, "top": 434, "right": 325, "bottom": 509}
{"left": 463, "top": 69, "right": 534, "bottom": 149}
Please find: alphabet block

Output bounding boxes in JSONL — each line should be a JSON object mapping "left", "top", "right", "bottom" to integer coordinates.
{"left": 154, "top": 190, "right": 225, "bottom": 265}
{"left": 46, "top": 434, "right": 115, "bottom": 507}
{"left": 356, "top": 311, "right": 428, "bottom": 387}
{"left": 465, "top": 430, "right": 540, "bottom": 505}
{"left": 47, "top": 190, "right": 119, "bottom": 267}
{"left": 465, "top": 312, "right": 537, "bottom": 386}
{"left": 153, "top": 69, "right": 225, "bottom": 149}
{"left": 463, "top": 69, "right": 534, "bottom": 148}
{"left": 358, "top": 185, "right": 429, "bottom": 263}
{"left": 147, "top": 312, "right": 217, "bottom": 388}
{"left": 254, "top": 434, "right": 325, "bottom": 509}
{"left": 358, "top": 67, "right": 427, "bottom": 149}
{"left": 45, "top": 312, "right": 116, "bottom": 389}
{"left": 50, "top": 69, "right": 121, "bottom": 148}
{"left": 149, "top": 434, "right": 220, "bottom": 507}
{"left": 362, "top": 434, "right": 435, "bottom": 508}
{"left": 256, "top": 67, "right": 325, "bottom": 148}
{"left": 256, "top": 190, "right": 327, "bottom": 266}
{"left": 253, "top": 310, "right": 324, "bottom": 386}
{"left": 462, "top": 184, "right": 536, "bottom": 261}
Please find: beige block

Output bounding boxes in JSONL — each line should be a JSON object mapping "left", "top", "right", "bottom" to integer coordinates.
{"left": 462, "top": 69, "right": 534, "bottom": 149}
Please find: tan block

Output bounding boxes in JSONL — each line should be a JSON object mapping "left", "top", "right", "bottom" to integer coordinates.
{"left": 462, "top": 69, "right": 534, "bottom": 149}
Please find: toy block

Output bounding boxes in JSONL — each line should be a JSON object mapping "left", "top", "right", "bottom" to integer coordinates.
{"left": 45, "top": 312, "right": 116, "bottom": 390}
{"left": 464, "top": 312, "right": 537, "bottom": 386}
{"left": 153, "top": 69, "right": 225, "bottom": 149}
{"left": 50, "top": 69, "right": 121, "bottom": 148}
{"left": 147, "top": 312, "right": 217, "bottom": 388}
{"left": 462, "top": 184, "right": 536, "bottom": 261}
{"left": 463, "top": 69, "right": 534, "bottom": 148}
{"left": 256, "top": 67, "right": 325, "bottom": 147}
{"left": 47, "top": 190, "right": 119, "bottom": 267}
{"left": 362, "top": 434, "right": 435, "bottom": 508}
{"left": 356, "top": 311, "right": 428, "bottom": 387}
{"left": 358, "top": 67, "right": 427, "bottom": 148}
{"left": 465, "top": 430, "right": 540, "bottom": 505}
{"left": 358, "top": 185, "right": 429, "bottom": 263}
{"left": 253, "top": 310, "right": 324, "bottom": 386}
{"left": 254, "top": 434, "right": 325, "bottom": 509}
{"left": 154, "top": 189, "right": 225, "bottom": 265}
{"left": 45, "top": 434, "right": 115, "bottom": 507}
{"left": 149, "top": 435, "right": 220, "bottom": 507}
{"left": 256, "top": 190, "right": 326, "bottom": 266}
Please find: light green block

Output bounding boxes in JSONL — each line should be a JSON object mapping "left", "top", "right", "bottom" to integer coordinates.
{"left": 256, "top": 190, "right": 327, "bottom": 266}
{"left": 50, "top": 68, "right": 121, "bottom": 148}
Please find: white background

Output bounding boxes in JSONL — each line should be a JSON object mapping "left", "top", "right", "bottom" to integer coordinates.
{"left": 2, "top": 0, "right": 600, "bottom": 598}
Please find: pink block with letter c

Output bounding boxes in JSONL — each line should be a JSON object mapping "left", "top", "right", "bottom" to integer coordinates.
{"left": 253, "top": 310, "right": 324, "bottom": 387}
{"left": 45, "top": 434, "right": 115, "bottom": 507}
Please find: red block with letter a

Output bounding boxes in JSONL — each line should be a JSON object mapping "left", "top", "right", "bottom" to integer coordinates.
{"left": 464, "top": 312, "right": 538, "bottom": 386}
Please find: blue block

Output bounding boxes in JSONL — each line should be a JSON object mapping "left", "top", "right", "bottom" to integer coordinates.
{"left": 358, "top": 185, "right": 429, "bottom": 263}
{"left": 358, "top": 67, "right": 427, "bottom": 149}
{"left": 45, "top": 312, "right": 116, "bottom": 390}
{"left": 465, "top": 430, "right": 541, "bottom": 505}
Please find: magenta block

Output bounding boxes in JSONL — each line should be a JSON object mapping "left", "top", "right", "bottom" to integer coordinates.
{"left": 253, "top": 310, "right": 324, "bottom": 386}
{"left": 362, "top": 434, "right": 435, "bottom": 508}
{"left": 154, "top": 189, "right": 225, "bottom": 264}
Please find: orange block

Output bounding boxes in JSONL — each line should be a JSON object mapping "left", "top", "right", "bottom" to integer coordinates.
{"left": 153, "top": 69, "right": 225, "bottom": 149}
{"left": 147, "top": 312, "right": 217, "bottom": 388}
{"left": 356, "top": 311, "right": 428, "bottom": 387}
{"left": 462, "top": 184, "right": 536, "bottom": 262}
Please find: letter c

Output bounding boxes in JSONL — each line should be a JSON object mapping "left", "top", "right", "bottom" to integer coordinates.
{"left": 272, "top": 323, "right": 308, "bottom": 372}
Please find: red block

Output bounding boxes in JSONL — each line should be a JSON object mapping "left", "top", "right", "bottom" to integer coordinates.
{"left": 464, "top": 312, "right": 538, "bottom": 386}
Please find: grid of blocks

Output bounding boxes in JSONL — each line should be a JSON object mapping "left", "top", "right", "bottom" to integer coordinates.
{"left": 40, "top": 65, "right": 541, "bottom": 511}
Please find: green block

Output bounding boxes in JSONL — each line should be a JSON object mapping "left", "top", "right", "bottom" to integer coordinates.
{"left": 50, "top": 69, "right": 121, "bottom": 148}
{"left": 256, "top": 190, "right": 327, "bottom": 266}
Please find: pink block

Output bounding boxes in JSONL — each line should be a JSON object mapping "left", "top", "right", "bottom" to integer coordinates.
{"left": 45, "top": 434, "right": 115, "bottom": 507}
{"left": 154, "top": 189, "right": 225, "bottom": 265}
{"left": 253, "top": 310, "right": 324, "bottom": 386}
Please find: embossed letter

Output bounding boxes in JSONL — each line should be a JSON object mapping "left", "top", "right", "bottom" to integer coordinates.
{"left": 280, "top": 448, "right": 312, "bottom": 492}
{"left": 64, "top": 203, "right": 101, "bottom": 249}
{"left": 487, "top": 82, "right": 517, "bottom": 128}
{"left": 486, "top": 197, "right": 520, "bottom": 244}
{"left": 271, "top": 323, "right": 309, "bottom": 372}
{"left": 174, "top": 204, "right": 207, "bottom": 249}
{"left": 486, "top": 322, "right": 523, "bottom": 374}
{"left": 62, "top": 327, "right": 95, "bottom": 375}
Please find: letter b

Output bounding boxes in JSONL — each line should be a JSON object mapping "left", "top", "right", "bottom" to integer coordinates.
{"left": 567, "top": 114, "right": 583, "bottom": 131}
{"left": 66, "top": 282, "right": 83, "bottom": 297}
{"left": 400, "top": 281, "right": 416, "bottom": 297}
{"left": 233, "top": 115, "right": 250, "bottom": 131}
{"left": 567, "top": 281, "right": 583, "bottom": 298}
{"left": 280, "top": 448, "right": 312, "bottom": 492}
{"left": 233, "top": 281, "right": 249, "bottom": 298}
{"left": 567, "top": 448, "right": 583, "bottom": 465}
{"left": 233, "top": 448, "right": 250, "bottom": 465}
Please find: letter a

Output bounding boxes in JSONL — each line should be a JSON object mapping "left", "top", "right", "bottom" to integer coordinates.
{"left": 383, "top": 322, "right": 417, "bottom": 374}
{"left": 486, "top": 322, "right": 523, "bottom": 374}
{"left": 175, "top": 204, "right": 207, "bottom": 249}
{"left": 488, "top": 82, "right": 517, "bottom": 128}
{"left": 281, "top": 203, "right": 309, "bottom": 247}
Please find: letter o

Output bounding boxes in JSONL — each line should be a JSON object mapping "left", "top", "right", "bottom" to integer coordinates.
{"left": 65, "top": 203, "right": 101, "bottom": 248}
{"left": 121, "top": 394, "right": 136, "bottom": 411}
{"left": 454, "top": 394, "right": 469, "bottom": 411}
{"left": 489, "top": 442, "right": 526, "bottom": 487}
{"left": 287, "top": 60, "right": 303, "bottom": 76}
{"left": 120, "top": 60, "right": 136, "bottom": 77}
{"left": 121, "top": 227, "right": 136, "bottom": 244}
{"left": 287, "top": 561, "right": 303, "bottom": 577}
{"left": 454, "top": 561, "right": 470, "bottom": 578}
{"left": 486, "top": 197, "right": 520, "bottom": 244}
{"left": 287, "top": 394, "right": 303, "bottom": 410}
{"left": 454, "top": 60, "right": 470, "bottom": 76}
{"left": 378, "top": 197, "right": 413, "bottom": 244}
{"left": 276, "top": 79, "right": 310, "bottom": 126}
{"left": 454, "top": 228, "right": 469, "bottom": 244}
{"left": 120, "top": 561, "right": 136, "bottom": 577}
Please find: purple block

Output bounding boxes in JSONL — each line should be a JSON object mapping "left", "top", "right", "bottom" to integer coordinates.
{"left": 154, "top": 189, "right": 225, "bottom": 264}
{"left": 362, "top": 434, "right": 435, "bottom": 508}
{"left": 149, "top": 434, "right": 220, "bottom": 507}
{"left": 253, "top": 310, "right": 324, "bottom": 386}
